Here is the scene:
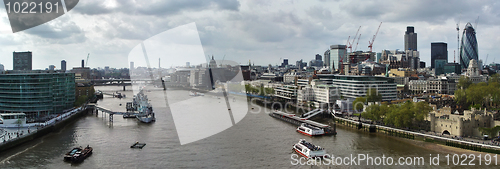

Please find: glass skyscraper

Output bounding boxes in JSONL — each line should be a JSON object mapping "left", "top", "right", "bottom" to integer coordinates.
{"left": 460, "top": 22, "right": 478, "bottom": 70}
{"left": 329, "top": 45, "right": 347, "bottom": 72}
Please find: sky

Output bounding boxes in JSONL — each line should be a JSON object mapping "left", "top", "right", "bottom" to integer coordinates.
{"left": 0, "top": 0, "right": 499, "bottom": 70}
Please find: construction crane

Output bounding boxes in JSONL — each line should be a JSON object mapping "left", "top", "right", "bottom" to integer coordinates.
{"left": 347, "top": 26, "right": 361, "bottom": 53}
{"left": 345, "top": 36, "right": 351, "bottom": 51}
{"left": 368, "top": 22, "right": 382, "bottom": 52}
{"left": 353, "top": 34, "right": 361, "bottom": 52}
{"left": 85, "top": 53, "right": 90, "bottom": 67}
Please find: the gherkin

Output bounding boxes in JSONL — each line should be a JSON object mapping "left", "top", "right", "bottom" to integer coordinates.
{"left": 459, "top": 22, "right": 478, "bottom": 70}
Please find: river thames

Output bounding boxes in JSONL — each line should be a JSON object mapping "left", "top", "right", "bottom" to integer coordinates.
{"left": 0, "top": 86, "right": 498, "bottom": 168}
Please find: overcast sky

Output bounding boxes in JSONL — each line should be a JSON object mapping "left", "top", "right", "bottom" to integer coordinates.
{"left": 0, "top": 0, "right": 498, "bottom": 70}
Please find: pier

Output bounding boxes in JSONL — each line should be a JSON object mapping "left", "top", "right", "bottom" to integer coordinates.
{"left": 88, "top": 104, "right": 141, "bottom": 124}
{"left": 269, "top": 110, "right": 336, "bottom": 135}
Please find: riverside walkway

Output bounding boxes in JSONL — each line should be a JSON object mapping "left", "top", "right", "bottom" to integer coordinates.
{"left": 332, "top": 113, "right": 500, "bottom": 153}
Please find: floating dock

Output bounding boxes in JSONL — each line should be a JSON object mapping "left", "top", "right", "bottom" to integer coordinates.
{"left": 269, "top": 110, "right": 336, "bottom": 135}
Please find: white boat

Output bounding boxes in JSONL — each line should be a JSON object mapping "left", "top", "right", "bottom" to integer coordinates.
{"left": 189, "top": 91, "right": 204, "bottom": 96}
{"left": 133, "top": 90, "right": 156, "bottom": 123}
{"left": 292, "top": 139, "right": 326, "bottom": 159}
{"left": 296, "top": 123, "right": 325, "bottom": 136}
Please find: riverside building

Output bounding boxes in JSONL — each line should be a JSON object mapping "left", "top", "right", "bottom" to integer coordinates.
{"left": 317, "top": 74, "right": 397, "bottom": 101}
{"left": 0, "top": 70, "right": 76, "bottom": 120}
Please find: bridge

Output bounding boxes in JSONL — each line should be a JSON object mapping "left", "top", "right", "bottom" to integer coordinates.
{"left": 91, "top": 79, "right": 188, "bottom": 91}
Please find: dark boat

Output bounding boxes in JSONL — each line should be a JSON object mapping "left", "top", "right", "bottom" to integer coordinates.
{"left": 131, "top": 142, "right": 146, "bottom": 149}
{"left": 71, "top": 145, "right": 93, "bottom": 163}
{"left": 64, "top": 147, "right": 82, "bottom": 161}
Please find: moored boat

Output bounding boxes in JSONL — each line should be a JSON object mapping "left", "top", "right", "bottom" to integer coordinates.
{"left": 296, "top": 123, "right": 325, "bottom": 136}
{"left": 292, "top": 139, "right": 326, "bottom": 159}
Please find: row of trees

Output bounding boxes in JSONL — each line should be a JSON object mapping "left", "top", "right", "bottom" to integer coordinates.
{"left": 455, "top": 74, "right": 500, "bottom": 110}
{"left": 352, "top": 88, "right": 383, "bottom": 112}
{"left": 362, "top": 101, "right": 433, "bottom": 129}
{"left": 244, "top": 84, "right": 274, "bottom": 96}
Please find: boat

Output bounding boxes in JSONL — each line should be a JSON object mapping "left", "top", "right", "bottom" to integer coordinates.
{"left": 123, "top": 113, "right": 136, "bottom": 118}
{"left": 131, "top": 142, "right": 146, "bottom": 149}
{"left": 189, "top": 91, "right": 204, "bottom": 96}
{"left": 64, "top": 147, "right": 82, "bottom": 161}
{"left": 296, "top": 123, "right": 325, "bottom": 136}
{"left": 71, "top": 145, "right": 93, "bottom": 163}
{"left": 292, "top": 139, "right": 326, "bottom": 159}
{"left": 133, "top": 89, "right": 156, "bottom": 123}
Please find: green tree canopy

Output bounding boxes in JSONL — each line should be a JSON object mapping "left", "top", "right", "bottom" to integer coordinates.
{"left": 353, "top": 97, "right": 366, "bottom": 112}
{"left": 366, "top": 88, "right": 383, "bottom": 102}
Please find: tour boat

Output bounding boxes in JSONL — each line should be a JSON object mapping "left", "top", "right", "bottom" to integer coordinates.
{"left": 292, "top": 139, "right": 326, "bottom": 159}
{"left": 296, "top": 123, "right": 325, "bottom": 136}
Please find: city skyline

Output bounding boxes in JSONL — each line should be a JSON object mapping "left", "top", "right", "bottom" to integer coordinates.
{"left": 0, "top": 1, "right": 499, "bottom": 70}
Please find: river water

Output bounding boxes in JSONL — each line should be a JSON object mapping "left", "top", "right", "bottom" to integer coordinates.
{"left": 0, "top": 86, "right": 498, "bottom": 168}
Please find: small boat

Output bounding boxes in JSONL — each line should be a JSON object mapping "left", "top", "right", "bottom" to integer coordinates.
{"left": 131, "top": 142, "right": 146, "bottom": 149}
{"left": 292, "top": 139, "right": 326, "bottom": 159}
{"left": 123, "top": 113, "right": 136, "bottom": 118}
{"left": 71, "top": 145, "right": 93, "bottom": 163}
{"left": 64, "top": 147, "right": 82, "bottom": 161}
{"left": 296, "top": 123, "right": 325, "bottom": 136}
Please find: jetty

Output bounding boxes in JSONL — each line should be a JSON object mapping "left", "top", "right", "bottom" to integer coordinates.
{"left": 269, "top": 110, "right": 336, "bottom": 135}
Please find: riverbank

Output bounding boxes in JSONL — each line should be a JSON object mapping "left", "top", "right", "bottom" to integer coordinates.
{"left": 0, "top": 106, "right": 89, "bottom": 152}
{"left": 333, "top": 114, "right": 500, "bottom": 154}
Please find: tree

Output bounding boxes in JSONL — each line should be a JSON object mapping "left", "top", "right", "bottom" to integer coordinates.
{"left": 353, "top": 97, "right": 366, "bottom": 112}
{"left": 74, "top": 95, "right": 89, "bottom": 107}
{"left": 478, "top": 126, "right": 500, "bottom": 138}
{"left": 366, "top": 88, "right": 382, "bottom": 102}
{"left": 457, "top": 76, "right": 472, "bottom": 90}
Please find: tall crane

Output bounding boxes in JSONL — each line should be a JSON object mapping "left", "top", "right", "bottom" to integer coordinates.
{"left": 347, "top": 26, "right": 361, "bottom": 53}
{"left": 368, "top": 22, "right": 382, "bottom": 52}
{"left": 85, "top": 53, "right": 90, "bottom": 67}
{"left": 457, "top": 11, "right": 461, "bottom": 63}
{"left": 353, "top": 34, "right": 361, "bottom": 52}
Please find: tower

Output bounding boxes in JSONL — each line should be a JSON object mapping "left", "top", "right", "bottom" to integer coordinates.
{"left": 431, "top": 42, "right": 448, "bottom": 69}
{"left": 459, "top": 22, "right": 478, "bottom": 70}
{"left": 404, "top": 26, "right": 417, "bottom": 51}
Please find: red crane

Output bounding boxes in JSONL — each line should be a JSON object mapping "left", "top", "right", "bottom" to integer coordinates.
{"left": 368, "top": 22, "right": 382, "bottom": 52}
{"left": 347, "top": 26, "right": 361, "bottom": 53}
{"left": 354, "top": 34, "right": 361, "bottom": 52}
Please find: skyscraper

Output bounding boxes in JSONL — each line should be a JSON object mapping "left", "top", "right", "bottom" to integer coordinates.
{"left": 460, "top": 22, "right": 478, "bottom": 70}
{"left": 404, "top": 26, "right": 417, "bottom": 51}
{"left": 315, "top": 54, "right": 322, "bottom": 61}
{"left": 13, "top": 51, "right": 32, "bottom": 70}
{"left": 61, "top": 60, "right": 66, "bottom": 72}
{"left": 431, "top": 42, "right": 448, "bottom": 69}
{"left": 324, "top": 49, "right": 330, "bottom": 67}
{"left": 329, "top": 45, "right": 347, "bottom": 72}
{"left": 130, "top": 61, "right": 135, "bottom": 70}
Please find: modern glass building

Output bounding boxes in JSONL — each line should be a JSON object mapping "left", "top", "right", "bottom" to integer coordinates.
{"left": 460, "top": 22, "right": 478, "bottom": 70}
{"left": 317, "top": 74, "right": 397, "bottom": 101}
{"left": 431, "top": 42, "right": 448, "bottom": 69}
{"left": 329, "top": 45, "right": 347, "bottom": 72}
{"left": 0, "top": 71, "right": 75, "bottom": 119}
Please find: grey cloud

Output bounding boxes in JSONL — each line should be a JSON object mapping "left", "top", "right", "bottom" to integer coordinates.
{"left": 73, "top": 0, "right": 240, "bottom": 16}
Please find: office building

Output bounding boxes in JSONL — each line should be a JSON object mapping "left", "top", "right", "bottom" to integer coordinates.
{"left": 460, "top": 22, "right": 478, "bottom": 70}
{"left": 324, "top": 49, "right": 330, "bottom": 68}
{"left": 404, "top": 26, "right": 417, "bottom": 51}
{"left": 431, "top": 42, "right": 448, "bottom": 69}
{"left": 0, "top": 64, "right": 4, "bottom": 72}
{"left": 0, "top": 71, "right": 76, "bottom": 119}
{"left": 13, "top": 51, "right": 32, "bottom": 70}
{"left": 61, "top": 60, "right": 66, "bottom": 72}
{"left": 49, "top": 65, "right": 55, "bottom": 70}
{"left": 317, "top": 74, "right": 397, "bottom": 101}
{"left": 130, "top": 61, "right": 135, "bottom": 70}
{"left": 329, "top": 45, "right": 347, "bottom": 72}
